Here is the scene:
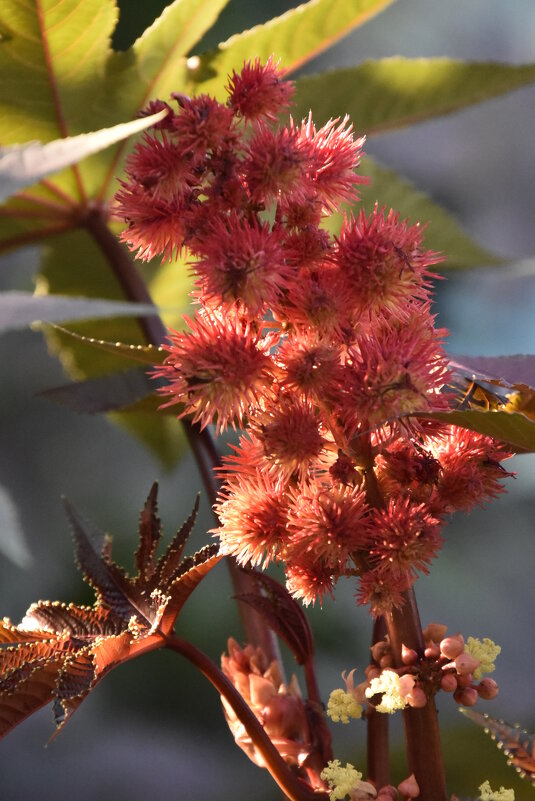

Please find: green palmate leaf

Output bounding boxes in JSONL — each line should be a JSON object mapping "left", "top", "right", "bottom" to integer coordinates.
{"left": 0, "top": 0, "right": 118, "bottom": 142}
{"left": 323, "top": 155, "right": 501, "bottom": 268}
{"left": 39, "top": 231, "right": 190, "bottom": 467}
{"left": 182, "top": 0, "right": 396, "bottom": 99}
{"left": 417, "top": 409, "right": 535, "bottom": 453}
{"left": 293, "top": 59, "right": 535, "bottom": 135}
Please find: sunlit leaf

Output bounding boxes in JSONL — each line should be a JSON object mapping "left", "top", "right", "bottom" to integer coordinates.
{"left": 183, "top": 0, "right": 396, "bottom": 98}
{"left": 293, "top": 59, "right": 535, "bottom": 135}
{"left": 416, "top": 408, "right": 535, "bottom": 453}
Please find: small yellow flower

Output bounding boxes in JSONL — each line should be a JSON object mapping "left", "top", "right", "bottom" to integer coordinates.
{"left": 320, "top": 759, "right": 375, "bottom": 801}
{"left": 466, "top": 637, "right": 501, "bottom": 680}
{"left": 365, "top": 669, "right": 407, "bottom": 714}
{"left": 478, "top": 779, "right": 514, "bottom": 800}
{"left": 327, "top": 688, "right": 363, "bottom": 724}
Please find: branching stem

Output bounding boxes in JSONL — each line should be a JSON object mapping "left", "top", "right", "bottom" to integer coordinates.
{"left": 164, "top": 635, "right": 328, "bottom": 801}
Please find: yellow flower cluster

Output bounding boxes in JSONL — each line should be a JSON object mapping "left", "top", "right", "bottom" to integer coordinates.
{"left": 478, "top": 780, "right": 514, "bottom": 801}
{"left": 465, "top": 637, "right": 501, "bottom": 680}
{"left": 327, "top": 688, "right": 363, "bottom": 724}
{"left": 365, "top": 669, "right": 407, "bottom": 714}
{"left": 320, "top": 760, "right": 375, "bottom": 801}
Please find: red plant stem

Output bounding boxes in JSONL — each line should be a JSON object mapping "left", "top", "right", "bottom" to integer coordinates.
{"left": 385, "top": 588, "right": 447, "bottom": 801}
{"left": 360, "top": 435, "right": 447, "bottom": 799}
{"left": 164, "top": 635, "right": 328, "bottom": 801}
{"left": 85, "top": 206, "right": 280, "bottom": 662}
{"left": 366, "top": 616, "right": 389, "bottom": 788}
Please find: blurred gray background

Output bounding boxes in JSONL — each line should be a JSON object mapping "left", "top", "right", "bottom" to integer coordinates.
{"left": 1, "top": 0, "right": 535, "bottom": 798}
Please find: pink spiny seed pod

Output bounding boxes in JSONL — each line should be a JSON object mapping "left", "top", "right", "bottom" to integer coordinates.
{"left": 453, "top": 686, "right": 478, "bottom": 706}
{"left": 439, "top": 635, "right": 464, "bottom": 660}
{"left": 477, "top": 677, "right": 499, "bottom": 700}
{"left": 423, "top": 622, "right": 448, "bottom": 643}
{"left": 440, "top": 673, "right": 458, "bottom": 693}
{"left": 401, "top": 644, "right": 418, "bottom": 665}
{"left": 407, "top": 687, "right": 427, "bottom": 708}
{"left": 453, "top": 652, "right": 480, "bottom": 676}
{"left": 379, "top": 654, "right": 394, "bottom": 668}
{"left": 398, "top": 774, "right": 420, "bottom": 798}
{"left": 424, "top": 642, "right": 440, "bottom": 659}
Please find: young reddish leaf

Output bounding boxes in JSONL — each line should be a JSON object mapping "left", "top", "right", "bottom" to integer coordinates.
{"left": 461, "top": 708, "right": 535, "bottom": 785}
{"left": 234, "top": 570, "right": 315, "bottom": 665}
{"left": 135, "top": 482, "right": 162, "bottom": 581}
{"left": 0, "top": 486, "right": 219, "bottom": 739}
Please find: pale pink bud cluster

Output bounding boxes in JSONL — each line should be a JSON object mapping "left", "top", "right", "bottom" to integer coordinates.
{"left": 359, "top": 623, "right": 499, "bottom": 713}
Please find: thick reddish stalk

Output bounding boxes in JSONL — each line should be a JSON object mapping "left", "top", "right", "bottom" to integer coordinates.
{"left": 366, "top": 616, "right": 389, "bottom": 788}
{"left": 164, "top": 635, "right": 328, "bottom": 801}
{"left": 385, "top": 588, "right": 447, "bottom": 801}
{"left": 361, "top": 436, "right": 447, "bottom": 800}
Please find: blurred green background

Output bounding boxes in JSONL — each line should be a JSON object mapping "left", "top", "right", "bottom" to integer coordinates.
{"left": 1, "top": 0, "right": 535, "bottom": 798}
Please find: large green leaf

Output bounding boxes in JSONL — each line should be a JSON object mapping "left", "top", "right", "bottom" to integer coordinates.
{"left": 182, "top": 0, "right": 395, "bottom": 98}
{"left": 323, "top": 156, "right": 502, "bottom": 268}
{"left": 417, "top": 409, "right": 535, "bottom": 453}
{"left": 293, "top": 59, "right": 535, "bottom": 135}
{"left": 39, "top": 230, "right": 191, "bottom": 466}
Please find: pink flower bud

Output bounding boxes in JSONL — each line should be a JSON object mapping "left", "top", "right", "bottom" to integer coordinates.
{"left": 398, "top": 674, "right": 416, "bottom": 697}
{"left": 377, "top": 787, "right": 399, "bottom": 800}
{"left": 454, "top": 652, "right": 480, "bottom": 676}
{"left": 407, "top": 687, "right": 427, "bottom": 708}
{"left": 423, "top": 622, "right": 448, "bottom": 643}
{"left": 401, "top": 644, "right": 418, "bottom": 665}
{"left": 477, "top": 678, "right": 499, "bottom": 700}
{"left": 440, "top": 673, "right": 458, "bottom": 693}
{"left": 371, "top": 641, "right": 391, "bottom": 662}
{"left": 453, "top": 686, "right": 478, "bottom": 706}
{"left": 366, "top": 665, "right": 381, "bottom": 680}
{"left": 424, "top": 643, "right": 440, "bottom": 659}
{"left": 456, "top": 673, "right": 473, "bottom": 688}
{"left": 380, "top": 654, "right": 394, "bottom": 668}
{"left": 439, "top": 636, "right": 464, "bottom": 660}
{"left": 398, "top": 773, "right": 420, "bottom": 798}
